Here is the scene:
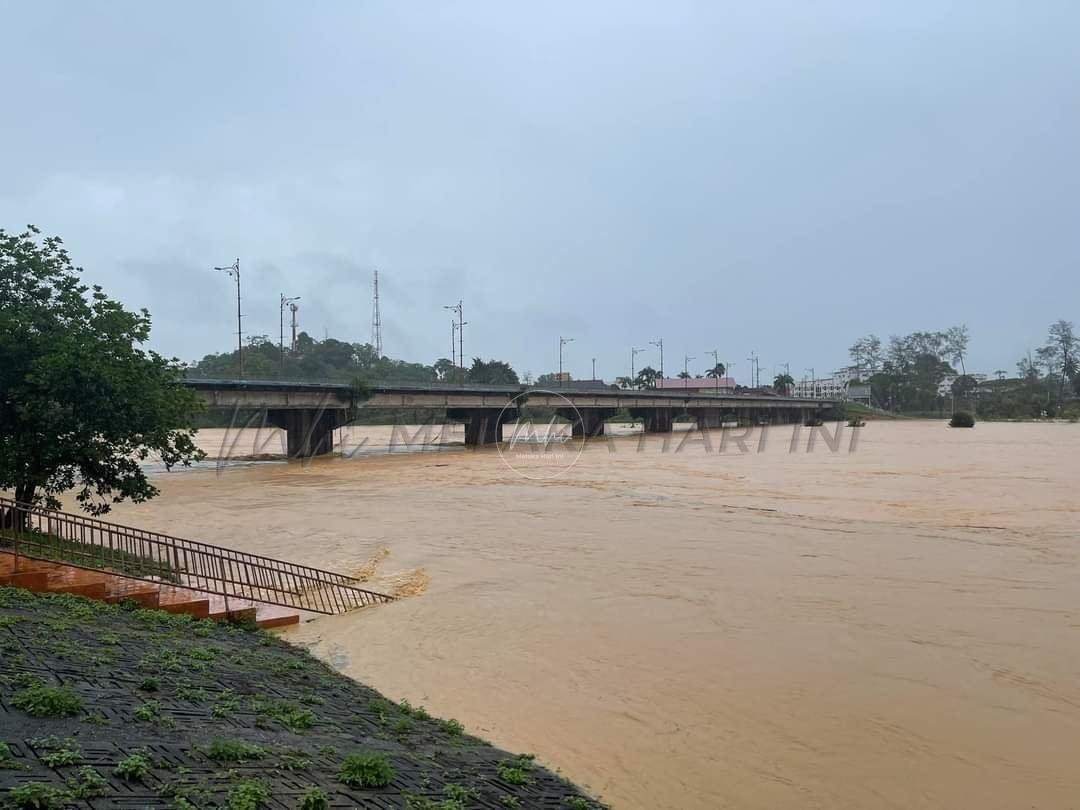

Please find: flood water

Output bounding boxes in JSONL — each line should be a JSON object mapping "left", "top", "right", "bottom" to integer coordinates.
{"left": 106, "top": 420, "right": 1080, "bottom": 809}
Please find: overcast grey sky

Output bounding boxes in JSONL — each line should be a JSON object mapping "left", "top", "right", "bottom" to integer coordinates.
{"left": 2, "top": 1, "right": 1078, "bottom": 383}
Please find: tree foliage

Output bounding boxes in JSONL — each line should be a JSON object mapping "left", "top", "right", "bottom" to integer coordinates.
{"left": 634, "top": 366, "right": 659, "bottom": 389}
{"left": 704, "top": 363, "right": 726, "bottom": 379}
{"left": 0, "top": 227, "right": 205, "bottom": 516}
{"left": 773, "top": 373, "right": 795, "bottom": 394}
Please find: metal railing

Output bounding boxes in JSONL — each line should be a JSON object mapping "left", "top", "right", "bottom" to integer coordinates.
{"left": 0, "top": 497, "right": 392, "bottom": 614}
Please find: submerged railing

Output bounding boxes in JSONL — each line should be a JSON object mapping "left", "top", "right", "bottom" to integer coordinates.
{"left": 0, "top": 496, "right": 392, "bottom": 614}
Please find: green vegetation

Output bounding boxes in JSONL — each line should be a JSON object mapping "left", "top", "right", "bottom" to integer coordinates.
{"left": 113, "top": 749, "right": 153, "bottom": 781}
{"left": 0, "top": 226, "right": 204, "bottom": 522}
{"left": 338, "top": 751, "right": 395, "bottom": 788}
{"left": 949, "top": 411, "right": 975, "bottom": 428}
{"left": 0, "top": 528, "right": 180, "bottom": 582}
{"left": 2, "top": 782, "right": 71, "bottom": 810}
{"left": 299, "top": 787, "right": 329, "bottom": 810}
{"left": 0, "top": 586, "right": 605, "bottom": 809}
{"left": 66, "top": 766, "right": 108, "bottom": 799}
{"left": 225, "top": 778, "right": 271, "bottom": 810}
{"left": 11, "top": 685, "right": 83, "bottom": 718}
{"left": 204, "top": 739, "right": 269, "bottom": 763}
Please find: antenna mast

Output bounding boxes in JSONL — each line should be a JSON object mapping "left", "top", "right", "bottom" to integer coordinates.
{"left": 371, "top": 269, "right": 383, "bottom": 357}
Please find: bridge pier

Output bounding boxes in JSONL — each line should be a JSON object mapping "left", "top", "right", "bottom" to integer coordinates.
{"left": 692, "top": 408, "right": 723, "bottom": 430}
{"left": 630, "top": 407, "right": 673, "bottom": 433}
{"left": 447, "top": 408, "right": 518, "bottom": 446}
{"left": 267, "top": 409, "right": 347, "bottom": 458}
{"left": 557, "top": 408, "right": 615, "bottom": 438}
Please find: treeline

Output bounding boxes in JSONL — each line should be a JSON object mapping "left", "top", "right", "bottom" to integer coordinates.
{"left": 850, "top": 320, "right": 1080, "bottom": 418}
{"left": 186, "top": 332, "right": 520, "bottom": 385}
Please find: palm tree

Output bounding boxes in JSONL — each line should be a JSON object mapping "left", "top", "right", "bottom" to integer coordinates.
{"left": 634, "top": 366, "right": 659, "bottom": 390}
{"left": 773, "top": 373, "right": 795, "bottom": 394}
{"left": 677, "top": 371, "right": 691, "bottom": 379}
{"left": 705, "top": 363, "right": 726, "bottom": 379}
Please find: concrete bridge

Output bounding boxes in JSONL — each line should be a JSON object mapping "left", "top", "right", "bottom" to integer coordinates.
{"left": 184, "top": 379, "right": 838, "bottom": 457}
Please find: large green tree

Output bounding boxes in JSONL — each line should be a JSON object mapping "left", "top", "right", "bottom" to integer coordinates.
{"left": 0, "top": 227, "right": 205, "bottom": 520}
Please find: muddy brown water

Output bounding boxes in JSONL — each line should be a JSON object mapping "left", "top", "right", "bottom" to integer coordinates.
{"left": 95, "top": 421, "right": 1080, "bottom": 809}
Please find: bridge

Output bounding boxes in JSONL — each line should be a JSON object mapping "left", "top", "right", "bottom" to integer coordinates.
{"left": 184, "top": 379, "right": 839, "bottom": 457}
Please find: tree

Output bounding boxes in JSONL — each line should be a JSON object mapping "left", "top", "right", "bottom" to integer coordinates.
{"left": 849, "top": 334, "right": 882, "bottom": 377}
{"left": 0, "top": 227, "right": 205, "bottom": 523}
{"left": 773, "top": 373, "right": 795, "bottom": 394}
{"left": 614, "top": 376, "right": 633, "bottom": 389}
{"left": 467, "top": 357, "right": 519, "bottom": 385}
{"left": 705, "top": 363, "right": 726, "bottom": 378}
{"left": 676, "top": 371, "right": 691, "bottom": 379}
{"left": 634, "top": 366, "right": 659, "bottom": 389}
{"left": 951, "top": 375, "right": 978, "bottom": 399}
{"left": 1035, "top": 320, "right": 1079, "bottom": 399}
{"left": 943, "top": 325, "right": 970, "bottom": 376}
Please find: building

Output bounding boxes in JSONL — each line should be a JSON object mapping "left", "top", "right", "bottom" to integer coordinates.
{"left": 655, "top": 376, "right": 737, "bottom": 393}
{"left": 791, "top": 368, "right": 858, "bottom": 400}
{"left": 937, "top": 373, "right": 988, "bottom": 398}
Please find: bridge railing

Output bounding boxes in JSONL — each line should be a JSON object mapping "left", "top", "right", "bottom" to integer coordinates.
{"left": 0, "top": 496, "right": 391, "bottom": 614}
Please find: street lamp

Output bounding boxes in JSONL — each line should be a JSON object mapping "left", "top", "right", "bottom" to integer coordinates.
{"left": 214, "top": 259, "right": 242, "bottom": 378}
{"left": 631, "top": 347, "right": 644, "bottom": 383}
{"left": 559, "top": 336, "right": 574, "bottom": 385}
{"left": 650, "top": 338, "right": 664, "bottom": 382}
{"left": 279, "top": 293, "right": 300, "bottom": 372}
{"left": 444, "top": 300, "right": 463, "bottom": 372}
{"left": 683, "top": 354, "right": 695, "bottom": 388}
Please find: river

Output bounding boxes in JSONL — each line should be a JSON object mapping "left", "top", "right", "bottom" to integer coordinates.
{"left": 103, "top": 420, "right": 1080, "bottom": 809}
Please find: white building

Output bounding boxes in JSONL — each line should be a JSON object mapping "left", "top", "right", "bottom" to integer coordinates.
{"left": 792, "top": 367, "right": 861, "bottom": 400}
{"left": 937, "top": 373, "right": 988, "bottom": 397}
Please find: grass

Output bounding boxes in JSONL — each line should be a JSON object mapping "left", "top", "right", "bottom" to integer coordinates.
{"left": 0, "top": 585, "right": 606, "bottom": 809}
{"left": 11, "top": 684, "right": 83, "bottom": 718}
{"left": 203, "top": 739, "right": 269, "bottom": 763}
{"left": 338, "top": 751, "right": 395, "bottom": 788}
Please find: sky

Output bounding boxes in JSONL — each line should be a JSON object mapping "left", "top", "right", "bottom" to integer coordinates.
{"left": 2, "top": 1, "right": 1078, "bottom": 384}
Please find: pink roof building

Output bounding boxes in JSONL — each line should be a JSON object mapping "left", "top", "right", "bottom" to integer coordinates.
{"left": 655, "top": 376, "right": 736, "bottom": 391}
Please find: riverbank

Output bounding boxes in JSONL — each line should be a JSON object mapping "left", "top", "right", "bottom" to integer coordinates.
{"left": 97, "top": 421, "right": 1080, "bottom": 809}
{"left": 0, "top": 587, "right": 604, "bottom": 808}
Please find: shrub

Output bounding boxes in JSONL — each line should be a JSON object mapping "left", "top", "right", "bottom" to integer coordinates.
{"left": 11, "top": 685, "right": 83, "bottom": 718}
{"left": 113, "top": 749, "right": 153, "bottom": 782}
{"left": 949, "top": 411, "right": 975, "bottom": 428}
{"left": 299, "top": 787, "right": 329, "bottom": 810}
{"left": 67, "top": 766, "right": 108, "bottom": 799}
{"left": 226, "top": 778, "right": 271, "bottom": 810}
{"left": 338, "top": 751, "right": 395, "bottom": 788}
{"left": 204, "top": 739, "right": 268, "bottom": 763}
{"left": 2, "top": 782, "right": 71, "bottom": 809}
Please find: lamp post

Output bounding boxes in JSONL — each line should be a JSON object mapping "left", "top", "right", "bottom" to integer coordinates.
{"left": 444, "top": 300, "right": 463, "bottom": 372}
{"left": 592, "top": 357, "right": 597, "bottom": 381}
{"left": 650, "top": 338, "right": 664, "bottom": 383}
{"left": 279, "top": 293, "right": 300, "bottom": 372}
{"left": 683, "top": 354, "right": 695, "bottom": 388}
{"left": 214, "top": 259, "right": 242, "bottom": 377}
{"left": 559, "top": 336, "right": 574, "bottom": 385}
{"left": 631, "top": 347, "right": 644, "bottom": 384}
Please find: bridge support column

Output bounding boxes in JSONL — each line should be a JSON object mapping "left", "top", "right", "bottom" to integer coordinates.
{"left": 557, "top": 408, "right": 614, "bottom": 438}
{"left": 267, "top": 409, "right": 347, "bottom": 458}
{"left": 631, "top": 408, "right": 673, "bottom": 433}
{"left": 447, "top": 408, "right": 517, "bottom": 446}
{"left": 692, "top": 409, "right": 722, "bottom": 429}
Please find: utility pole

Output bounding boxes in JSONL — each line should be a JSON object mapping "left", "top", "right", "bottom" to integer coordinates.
{"left": 746, "top": 351, "right": 759, "bottom": 388}
{"left": 559, "top": 336, "right": 574, "bottom": 385}
{"left": 371, "top": 269, "right": 383, "bottom": 358}
{"left": 707, "top": 349, "right": 720, "bottom": 392}
{"left": 444, "top": 300, "right": 463, "bottom": 372}
{"left": 632, "top": 347, "right": 644, "bottom": 383}
{"left": 214, "top": 259, "right": 242, "bottom": 378}
{"left": 279, "top": 293, "right": 300, "bottom": 371}
{"left": 450, "top": 320, "right": 457, "bottom": 368}
{"left": 650, "top": 338, "right": 664, "bottom": 382}
{"left": 592, "top": 357, "right": 597, "bottom": 381}
{"left": 683, "top": 354, "right": 695, "bottom": 387}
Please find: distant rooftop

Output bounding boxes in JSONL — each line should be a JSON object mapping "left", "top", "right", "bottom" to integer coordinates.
{"left": 656, "top": 376, "right": 736, "bottom": 389}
